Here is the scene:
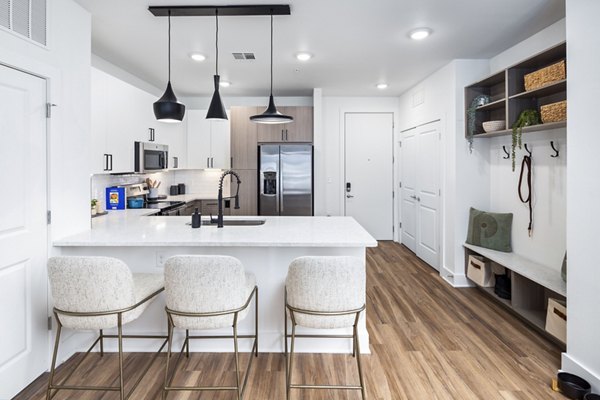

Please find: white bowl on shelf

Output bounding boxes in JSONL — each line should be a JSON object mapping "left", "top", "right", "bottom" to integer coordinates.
{"left": 482, "top": 120, "right": 506, "bottom": 133}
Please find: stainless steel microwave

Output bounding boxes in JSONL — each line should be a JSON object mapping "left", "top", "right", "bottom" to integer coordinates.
{"left": 134, "top": 142, "right": 168, "bottom": 173}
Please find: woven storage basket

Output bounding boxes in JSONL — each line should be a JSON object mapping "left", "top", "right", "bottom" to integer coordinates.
{"left": 541, "top": 100, "right": 567, "bottom": 123}
{"left": 524, "top": 60, "right": 566, "bottom": 91}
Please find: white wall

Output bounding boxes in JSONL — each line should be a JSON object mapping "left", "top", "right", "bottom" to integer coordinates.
{"left": 486, "top": 19, "right": 566, "bottom": 268}
{"left": 562, "top": 0, "right": 600, "bottom": 390}
{"left": 318, "top": 97, "right": 400, "bottom": 221}
{"left": 0, "top": 0, "right": 91, "bottom": 242}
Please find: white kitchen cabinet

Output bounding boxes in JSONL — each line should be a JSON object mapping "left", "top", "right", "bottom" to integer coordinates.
{"left": 186, "top": 110, "right": 231, "bottom": 169}
{"left": 90, "top": 67, "right": 187, "bottom": 173}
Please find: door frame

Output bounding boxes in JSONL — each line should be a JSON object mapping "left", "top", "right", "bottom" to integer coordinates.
{"left": 342, "top": 112, "right": 395, "bottom": 238}
{"left": 398, "top": 119, "right": 443, "bottom": 270}
{"left": 0, "top": 62, "right": 51, "bottom": 393}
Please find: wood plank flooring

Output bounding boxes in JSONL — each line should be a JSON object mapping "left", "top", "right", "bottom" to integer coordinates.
{"left": 14, "top": 242, "right": 563, "bottom": 399}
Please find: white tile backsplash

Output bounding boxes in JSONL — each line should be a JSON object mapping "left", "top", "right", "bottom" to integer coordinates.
{"left": 90, "top": 169, "right": 229, "bottom": 209}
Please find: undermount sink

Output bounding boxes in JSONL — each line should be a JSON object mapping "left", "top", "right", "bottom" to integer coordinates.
{"left": 205, "top": 219, "right": 266, "bottom": 226}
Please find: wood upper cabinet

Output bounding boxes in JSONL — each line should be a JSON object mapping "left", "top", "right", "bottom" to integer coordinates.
{"left": 230, "top": 107, "right": 259, "bottom": 170}
{"left": 230, "top": 169, "right": 258, "bottom": 216}
{"left": 256, "top": 106, "right": 313, "bottom": 143}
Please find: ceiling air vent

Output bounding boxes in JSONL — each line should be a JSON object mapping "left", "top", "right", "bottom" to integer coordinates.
{"left": 0, "top": 0, "right": 47, "bottom": 46}
{"left": 232, "top": 52, "right": 256, "bottom": 60}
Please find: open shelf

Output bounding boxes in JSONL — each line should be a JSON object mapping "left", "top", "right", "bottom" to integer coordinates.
{"left": 509, "top": 79, "right": 567, "bottom": 100}
{"left": 476, "top": 98, "right": 506, "bottom": 111}
{"left": 465, "top": 42, "right": 566, "bottom": 139}
{"left": 472, "top": 121, "right": 566, "bottom": 139}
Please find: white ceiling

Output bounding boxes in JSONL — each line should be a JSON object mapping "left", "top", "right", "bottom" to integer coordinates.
{"left": 75, "top": 0, "right": 565, "bottom": 97}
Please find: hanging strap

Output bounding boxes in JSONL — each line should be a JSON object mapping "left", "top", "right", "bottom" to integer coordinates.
{"left": 518, "top": 155, "right": 533, "bottom": 237}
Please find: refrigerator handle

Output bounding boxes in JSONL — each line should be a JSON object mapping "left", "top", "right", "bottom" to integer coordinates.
{"left": 279, "top": 149, "right": 283, "bottom": 214}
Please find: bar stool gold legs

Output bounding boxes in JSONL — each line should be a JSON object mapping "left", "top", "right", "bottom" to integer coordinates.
{"left": 45, "top": 289, "right": 168, "bottom": 400}
{"left": 284, "top": 291, "right": 367, "bottom": 400}
{"left": 162, "top": 286, "right": 258, "bottom": 400}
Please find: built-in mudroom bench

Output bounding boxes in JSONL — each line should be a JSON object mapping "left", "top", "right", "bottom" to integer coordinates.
{"left": 464, "top": 243, "right": 566, "bottom": 348}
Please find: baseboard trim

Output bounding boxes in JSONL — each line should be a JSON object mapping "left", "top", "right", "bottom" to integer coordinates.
{"left": 441, "top": 266, "right": 474, "bottom": 288}
{"left": 561, "top": 352, "right": 600, "bottom": 392}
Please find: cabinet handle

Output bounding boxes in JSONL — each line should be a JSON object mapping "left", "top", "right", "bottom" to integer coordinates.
{"left": 149, "top": 128, "right": 155, "bottom": 142}
{"left": 108, "top": 154, "right": 113, "bottom": 171}
{"left": 207, "top": 157, "right": 210, "bottom": 168}
{"left": 286, "top": 129, "right": 288, "bottom": 141}
{"left": 173, "top": 157, "right": 178, "bottom": 168}
{"left": 231, "top": 157, "right": 233, "bottom": 169}
{"left": 211, "top": 157, "right": 214, "bottom": 168}
{"left": 281, "top": 130, "right": 284, "bottom": 141}
{"left": 103, "top": 154, "right": 108, "bottom": 171}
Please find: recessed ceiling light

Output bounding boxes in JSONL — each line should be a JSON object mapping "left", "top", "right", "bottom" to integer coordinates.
{"left": 219, "top": 80, "right": 231, "bottom": 88}
{"left": 377, "top": 83, "right": 388, "bottom": 90}
{"left": 409, "top": 28, "right": 432, "bottom": 40}
{"left": 190, "top": 53, "right": 206, "bottom": 62}
{"left": 296, "top": 52, "right": 313, "bottom": 61}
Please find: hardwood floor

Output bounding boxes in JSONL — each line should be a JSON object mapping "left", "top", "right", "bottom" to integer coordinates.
{"left": 15, "top": 242, "right": 562, "bottom": 399}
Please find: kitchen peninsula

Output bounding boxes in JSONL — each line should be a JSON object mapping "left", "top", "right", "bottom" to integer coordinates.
{"left": 53, "top": 214, "right": 377, "bottom": 354}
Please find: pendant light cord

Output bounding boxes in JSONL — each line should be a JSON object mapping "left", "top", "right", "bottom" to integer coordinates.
{"left": 215, "top": 10, "right": 219, "bottom": 76}
{"left": 168, "top": 10, "right": 171, "bottom": 81}
{"left": 270, "top": 11, "right": 273, "bottom": 95}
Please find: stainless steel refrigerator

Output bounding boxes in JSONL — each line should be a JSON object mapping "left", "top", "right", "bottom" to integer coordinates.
{"left": 258, "top": 144, "right": 313, "bottom": 216}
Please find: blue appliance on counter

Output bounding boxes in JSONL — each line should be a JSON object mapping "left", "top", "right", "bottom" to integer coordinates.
{"left": 106, "top": 186, "right": 125, "bottom": 210}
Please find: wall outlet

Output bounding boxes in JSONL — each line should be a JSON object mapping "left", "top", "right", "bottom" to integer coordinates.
{"left": 156, "top": 252, "right": 166, "bottom": 268}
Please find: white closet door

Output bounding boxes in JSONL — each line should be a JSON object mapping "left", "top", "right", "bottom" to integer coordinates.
{"left": 401, "top": 121, "right": 441, "bottom": 270}
{"left": 415, "top": 123, "right": 441, "bottom": 269}
{"left": 344, "top": 113, "right": 394, "bottom": 240}
{"left": 401, "top": 128, "right": 418, "bottom": 252}
{"left": 0, "top": 65, "right": 48, "bottom": 399}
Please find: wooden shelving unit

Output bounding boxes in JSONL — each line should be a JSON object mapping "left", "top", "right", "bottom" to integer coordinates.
{"left": 465, "top": 42, "right": 567, "bottom": 138}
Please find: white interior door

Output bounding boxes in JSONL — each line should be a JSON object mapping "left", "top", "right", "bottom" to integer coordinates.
{"left": 344, "top": 113, "right": 394, "bottom": 240}
{"left": 400, "top": 128, "right": 417, "bottom": 251}
{"left": 401, "top": 121, "right": 441, "bottom": 270}
{"left": 0, "top": 65, "right": 48, "bottom": 398}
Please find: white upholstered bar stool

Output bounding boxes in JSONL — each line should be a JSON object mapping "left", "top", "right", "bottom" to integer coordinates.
{"left": 163, "top": 255, "right": 258, "bottom": 400}
{"left": 46, "top": 256, "right": 166, "bottom": 400}
{"left": 284, "top": 256, "right": 367, "bottom": 400}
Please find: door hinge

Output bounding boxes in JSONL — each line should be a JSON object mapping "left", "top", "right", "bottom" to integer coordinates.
{"left": 47, "top": 316, "right": 53, "bottom": 330}
{"left": 47, "top": 210, "right": 51, "bottom": 225}
{"left": 46, "top": 103, "right": 57, "bottom": 118}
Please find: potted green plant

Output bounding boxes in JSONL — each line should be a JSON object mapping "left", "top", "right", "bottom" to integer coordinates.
{"left": 511, "top": 109, "right": 540, "bottom": 170}
{"left": 466, "top": 95, "right": 491, "bottom": 153}
{"left": 91, "top": 199, "right": 98, "bottom": 216}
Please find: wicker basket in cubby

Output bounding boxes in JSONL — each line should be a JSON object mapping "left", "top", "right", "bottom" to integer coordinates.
{"left": 540, "top": 100, "right": 567, "bottom": 123}
{"left": 524, "top": 60, "right": 566, "bottom": 91}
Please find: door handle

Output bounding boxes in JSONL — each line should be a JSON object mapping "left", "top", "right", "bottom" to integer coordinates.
{"left": 346, "top": 194, "right": 354, "bottom": 198}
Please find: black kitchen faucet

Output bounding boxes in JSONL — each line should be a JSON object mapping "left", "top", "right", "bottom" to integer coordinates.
{"left": 211, "top": 170, "right": 241, "bottom": 228}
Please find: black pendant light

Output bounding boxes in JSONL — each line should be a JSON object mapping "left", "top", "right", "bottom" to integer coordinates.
{"left": 250, "top": 11, "right": 293, "bottom": 124}
{"left": 154, "top": 10, "right": 186, "bottom": 123}
{"left": 206, "top": 10, "right": 228, "bottom": 120}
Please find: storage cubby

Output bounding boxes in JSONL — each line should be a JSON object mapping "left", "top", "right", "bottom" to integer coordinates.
{"left": 464, "top": 243, "right": 566, "bottom": 348}
{"left": 465, "top": 71, "right": 507, "bottom": 136}
{"left": 465, "top": 41, "right": 567, "bottom": 139}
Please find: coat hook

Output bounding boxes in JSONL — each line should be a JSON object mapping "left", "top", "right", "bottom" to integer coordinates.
{"left": 524, "top": 143, "right": 532, "bottom": 156}
{"left": 550, "top": 141, "right": 559, "bottom": 158}
{"left": 502, "top": 146, "right": 510, "bottom": 159}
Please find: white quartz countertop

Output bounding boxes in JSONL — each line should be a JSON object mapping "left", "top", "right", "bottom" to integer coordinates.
{"left": 55, "top": 215, "right": 377, "bottom": 248}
